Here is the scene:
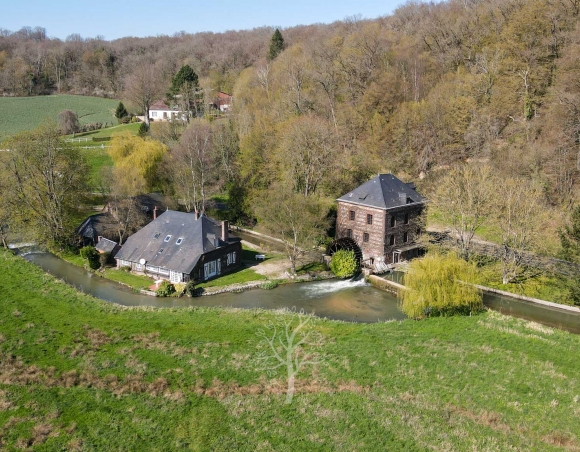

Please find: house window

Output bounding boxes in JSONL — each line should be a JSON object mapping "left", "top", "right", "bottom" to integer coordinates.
{"left": 204, "top": 260, "right": 217, "bottom": 279}
{"left": 367, "top": 214, "right": 373, "bottom": 225}
{"left": 404, "top": 213, "right": 409, "bottom": 224}
{"left": 346, "top": 229, "right": 353, "bottom": 239}
{"left": 349, "top": 210, "right": 355, "bottom": 220}
{"left": 135, "top": 263, "right": 143, "bottom": 271}
{"left": 164, "top": 235, "right": 172, "bottom": 242}
{"left": 389, "top": 235, "right": 395, "bottom": 246}
{"left": 227, "top": 252, "right": 237, "bottom": 265}
{"left": 152, "top": 111, "right": 157, "bottom": 117}
{"left": 176, "top": 238, "right": 183, "bottom": 245}
{"left": 403, "top": 232, "right": 408, "bottom": 243}
{"left": 363, "top": 232, "right": 369, "bottom": 243}
{"left": 153, "top": 232, "right": 160, "bottom": 239}
{"left": 417, "top": 228, "right": 421, "bottom": 235}
{"left": 120, "top": 259, "right": 131, "bottom": 267}
{"left": 390, "top": 216, "right": 396, "bottom": 227}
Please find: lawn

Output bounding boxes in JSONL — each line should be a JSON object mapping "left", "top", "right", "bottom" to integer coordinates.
{"left": 0, "top": 95, "right": 119, "bottom": 140}
{"left": 195, "top": 267, "right": 267, "bottom": 289}
{"left": 2, "top": 248, "right": 580, "bottom": 450}
{"left": 103, "top": 268, "right": 154, "bottom": 291}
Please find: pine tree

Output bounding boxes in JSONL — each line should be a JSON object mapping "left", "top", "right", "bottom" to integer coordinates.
{"left": 169, "top": 65, "right": 198, "bottom": 97}
{"left": 115, "top": 101, "right": 128, "bottom": 122}
{"left": 267, "top": 29, "right": 285, "bottom": 61}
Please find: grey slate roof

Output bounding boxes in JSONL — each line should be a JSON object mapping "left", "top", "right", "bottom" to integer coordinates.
{"left": 96, "top": 237, "right": 118, "bottom": 254}
{"left": 114, "top": 210, "right": 231, "bottom": 274}
{"left": 337, "top": 173, "right": 427, "bottom": 210}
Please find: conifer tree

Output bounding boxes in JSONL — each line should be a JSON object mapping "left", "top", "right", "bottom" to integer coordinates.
{"left": 169, "top": 65, "right": 199, "bottom": 97}
{"left": 267, "top": 29, "right": 285, "bottom": 61}
{"left": 115, "top": 101, "right": 128, "bottom": 122}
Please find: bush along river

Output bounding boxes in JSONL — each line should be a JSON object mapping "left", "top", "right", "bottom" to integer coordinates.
{"left": 23, "top": 251, "right": 580, "bottom": 333}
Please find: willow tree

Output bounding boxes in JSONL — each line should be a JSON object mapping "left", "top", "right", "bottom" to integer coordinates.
{"left": 0, "top": 121, "right": 89, "bottom": 248}
{"left": 400, "top": 253, "right": 483, "bottom": 318}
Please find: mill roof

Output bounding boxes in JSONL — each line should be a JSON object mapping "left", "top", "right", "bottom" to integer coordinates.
{"left": 337, "top": 173, "right": 427, "bottom": 210}
{"left": 114, "top": 210, "right": 232, "bottom": 274}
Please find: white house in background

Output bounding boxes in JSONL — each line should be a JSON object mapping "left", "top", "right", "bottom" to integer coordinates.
{"left": 148, "top": 100, "right": 185, "bottom": 122}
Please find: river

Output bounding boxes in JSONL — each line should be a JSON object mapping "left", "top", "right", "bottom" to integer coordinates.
{"left": 23, "top": 252, "right": 580, "bottom": 333}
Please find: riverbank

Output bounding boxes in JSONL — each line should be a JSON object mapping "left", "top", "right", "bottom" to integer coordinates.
{"left": 2, "top": 248, "right": 580, "bottom": 450}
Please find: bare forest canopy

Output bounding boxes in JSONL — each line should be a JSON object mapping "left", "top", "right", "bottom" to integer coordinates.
{"left": 2, "top": 0, "right": 580, "bottom": 209}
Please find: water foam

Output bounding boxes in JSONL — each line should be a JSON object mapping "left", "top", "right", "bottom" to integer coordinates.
{"left": 302, "top": 277, "right": 368, "bottom": 297}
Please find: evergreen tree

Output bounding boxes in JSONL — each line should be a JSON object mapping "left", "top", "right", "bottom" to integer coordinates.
{"left": 115, "top": 101, "right": 128, "bottom": 121}
{"left": 267, "top": 29, "right": 285, "bottom": 61}
{"left": 169, "top": 65, "right": 199, "bottom": 97}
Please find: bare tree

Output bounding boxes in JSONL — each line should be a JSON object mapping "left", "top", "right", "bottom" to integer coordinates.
{"left": 124, "top": 61, "right": 164, "bottom": 126}
{"left": 57, "top": 110, "right": 79, "bottom": 135}
{"left": 254, "top": 310, "right": 325, "bottom": 404}
{"left": 256, "top": 187, "right": 329, "bottom": 274}
{"left": 432, "top": 165, "right": 494, "bottom": 261}
{"left": 492, "top": 177, "right": 548, "bottom": 284}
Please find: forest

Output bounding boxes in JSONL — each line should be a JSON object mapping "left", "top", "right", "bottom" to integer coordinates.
{"left": 2, "top": 0, "right": 580, "bottom": 289}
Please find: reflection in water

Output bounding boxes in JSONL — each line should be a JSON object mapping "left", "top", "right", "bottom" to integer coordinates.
{"left": 23, "top": 252, "right": 580, "bottom": 332}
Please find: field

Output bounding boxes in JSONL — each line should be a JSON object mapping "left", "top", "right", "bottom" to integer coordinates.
{"left": 1, "top": 248, "right": 580, "bottom": 450}
{"left": 0, "top": 95, "right": 119, "bottom": 140}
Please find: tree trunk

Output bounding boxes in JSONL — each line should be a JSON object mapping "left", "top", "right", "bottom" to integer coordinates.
{"left": 285, "top": 369, "right": 296, "bottom": 404}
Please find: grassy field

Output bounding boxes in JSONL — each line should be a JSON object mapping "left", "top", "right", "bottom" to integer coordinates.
{"left": 2, "top": 248, "right": 580, "bottom": 450}
{"left": 0, "top": 95, "right": 119, "bottom": 140}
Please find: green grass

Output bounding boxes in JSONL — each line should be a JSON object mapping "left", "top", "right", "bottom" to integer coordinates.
{"left": 70, "top": 122, "right": 141, "bottom": 141}
{"left": 195, "top": 267, "right": 267, "bottom": 289}
{"left": 296, "top": 262, "right": 328, "bottom": 274}
{"left": 472, "top": 257, "right": 572, "bottom": 304}
{"left": 0, "top": 95, "right": 119, "bottom": 140}
{"left": 103, "top": 268, "right": 154, "bottom": 291}
{"left": 3, "top": 248, "right": 580, "bottom": 450}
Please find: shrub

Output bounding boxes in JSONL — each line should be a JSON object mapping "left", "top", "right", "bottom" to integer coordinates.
{"left": 185, "top": 280, "right": 196, "bottom": 297}
{"left": 156, "top": 281, "right": 176, "bottom": 297}
{"left": 99, "top": 252, "right": 112, "bottom": 268}
{"left": 173, "top": 283, "right": 186, "bottom": 296}
{"left": 138, "top": 122, "right": 149, "bottom": 136}
{"left": 260, "top": 280, "right": 279, "bottom": 290}
{"left": 79, "top": 246, "right": 100, "bottom": 270}
{"left": 400, "top": 252, "right": 483, "bottom": 318}
{"left": 330, "top": 250, "right": 358, "bottom": 279}
{"left": 119, "top": 265, "right": 131, "bottom": 272}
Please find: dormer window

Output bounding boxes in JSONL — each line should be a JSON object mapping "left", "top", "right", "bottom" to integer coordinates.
{"left": 153, "top": 232, "right": 160, "bottom": 239}
{"left": 176, "top": 238, "right": 183, "bottom": 245}
{"left": 164, "top": 235, "right": 172, "bottom": 242}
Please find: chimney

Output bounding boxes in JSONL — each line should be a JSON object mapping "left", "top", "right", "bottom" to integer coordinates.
{"left": 153, "top": 206, "right": 158, "bottom": 220}
{"left": 221, "top": 220, "right": 229, "bottom": 241}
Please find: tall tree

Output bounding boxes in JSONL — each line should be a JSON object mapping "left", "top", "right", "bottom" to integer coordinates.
{"left": 559, "top": 206, "right": 580, "bottom": 304}
{"left": 124, "top": 61, "right": 164, "bottom": 126}
{"left": 267, "top": 28, "right": 285, "bottom": 61}
{"left": 57, "top": 110, "right": 79, "bottom": 135}
{"left": 256, "top": 187, "right": 329, "bottom": 274}
{"left": 0, "top": 121, "right": 89, "bottom": 248}
{"left": 432, "top": 165, "right": 494, "bottom": 261}
{"left": 168, "top": 65, "right": 200, "bottom": 122}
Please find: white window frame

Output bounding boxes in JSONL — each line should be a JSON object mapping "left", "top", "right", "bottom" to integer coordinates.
{"left": 204, "top": 260, "right": 217, "bottom": 279}
{"left": 164, "top": 235, "right": 172, "bottom": 242}
{"left": 170, "top": 270, "right": 182, "bottom": 283}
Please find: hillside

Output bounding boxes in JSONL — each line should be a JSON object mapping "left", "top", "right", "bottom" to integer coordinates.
{"left": 1, "top": 249, "right": 580, "bottom": 450}
{"left": 0, "top": 95, "right": 118, "bottom": 139}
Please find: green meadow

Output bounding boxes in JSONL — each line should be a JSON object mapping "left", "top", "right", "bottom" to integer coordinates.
{"left": 1, "top": 248, "right": 580, "bottom": 450}
{"left": 0, "top": 95, "right": 119, "bottom": 140}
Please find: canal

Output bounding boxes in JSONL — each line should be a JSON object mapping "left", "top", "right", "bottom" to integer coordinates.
{"left": 24, "top": 252, "right": 580, "bottom": 333}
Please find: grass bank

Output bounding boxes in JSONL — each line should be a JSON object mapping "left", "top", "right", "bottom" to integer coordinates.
{"left": 0, "top": 95, "right": 119, "bottom": 140}
{"left": 1, "top": 249, "right": 580, "bottom": 450}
